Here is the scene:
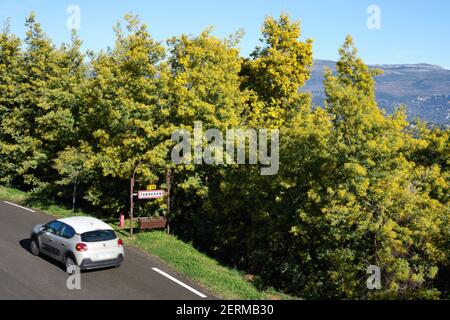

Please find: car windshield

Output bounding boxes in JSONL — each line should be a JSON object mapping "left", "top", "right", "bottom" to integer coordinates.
{"left": 81, "top": 230, "right": 117, "bottom": 242}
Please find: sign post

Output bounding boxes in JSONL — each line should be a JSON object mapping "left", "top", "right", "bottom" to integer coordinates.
{"left": 129, "top": 164, "right": 172, "bottom": 235}
{"left": 129, "top": 162, "right": 141, "bottom": 237}
{"left": 130, "top": 176, "right": 134, "bottom": 237}
{"left": 166, "top": 169, "right": 171, "bottom": 234}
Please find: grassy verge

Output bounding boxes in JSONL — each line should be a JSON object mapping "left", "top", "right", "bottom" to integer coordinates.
{"left": 0, "top": 185, "right": 296, "bottom": 300}
{"left": 127, "top": 231, "right": 296, "bottom": 300}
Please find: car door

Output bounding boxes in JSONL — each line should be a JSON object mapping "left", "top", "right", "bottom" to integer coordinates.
{"left": 41, "top": 221, "right": 63, "bottom": 258}
{"left": 57, "top": 223, "right": 76, "bottom": 259}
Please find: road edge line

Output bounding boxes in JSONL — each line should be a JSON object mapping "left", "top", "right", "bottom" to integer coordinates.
{"left": 152, "top": 267, "right": 207, "bottom": 298}
{"left": 3, "top": 201, "right": 36, "bottom": 213}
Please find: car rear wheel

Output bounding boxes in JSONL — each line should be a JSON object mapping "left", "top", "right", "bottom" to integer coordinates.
{"left": 65, "top": 256, "right": 77, "bottom": 275}
{"left": 30, "top": 239, "right": 40, "bottom": 256}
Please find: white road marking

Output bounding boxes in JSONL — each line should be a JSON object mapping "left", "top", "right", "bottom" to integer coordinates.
{"left": 3, "top": 201, "right": 36, "bottom": 213}
{"left": 152, "top": 267, "right": 207, "bottom": 298}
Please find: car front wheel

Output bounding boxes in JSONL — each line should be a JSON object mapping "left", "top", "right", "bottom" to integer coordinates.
{"left": 30, "top": 239, "right": 40, "bottom": 256}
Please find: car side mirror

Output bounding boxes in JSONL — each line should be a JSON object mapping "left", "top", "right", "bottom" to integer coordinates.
{"left": 40, "top": 226, "right": 47, "bottom": 232}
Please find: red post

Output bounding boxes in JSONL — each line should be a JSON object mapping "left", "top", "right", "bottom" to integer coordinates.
{"left": 130, "top": 162, "right": 141, "bottom": 237}
{"left": 119, "top": 211, "right": 125, "bottom": 229}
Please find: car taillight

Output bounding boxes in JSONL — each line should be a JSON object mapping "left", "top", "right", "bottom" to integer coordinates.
{"left": 76, "top": 243, "right": 88, "bottom": 252}
{"left": 118, "top": 239, "right": 123, "bottom": 246}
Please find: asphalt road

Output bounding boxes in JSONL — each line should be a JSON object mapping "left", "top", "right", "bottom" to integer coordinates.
{"left": 0, "top": 200, "right": 214, "bottom": 300}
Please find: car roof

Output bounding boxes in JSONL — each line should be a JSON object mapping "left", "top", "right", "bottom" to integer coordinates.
{"left": 57, "top": 216, "right": 113, "bottom": 234}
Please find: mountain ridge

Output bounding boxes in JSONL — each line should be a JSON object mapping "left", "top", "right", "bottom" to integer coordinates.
{"left": 304, "top": 60, "right": 450, "bottom": 126}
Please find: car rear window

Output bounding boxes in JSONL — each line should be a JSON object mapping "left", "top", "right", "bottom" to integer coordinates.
{"left": 81, "top": 230, "right": 117, "bottom": 242}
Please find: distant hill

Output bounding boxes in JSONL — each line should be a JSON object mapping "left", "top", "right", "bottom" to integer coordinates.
{"left": 304, "top": 60, "right": 450, "bottom": 126}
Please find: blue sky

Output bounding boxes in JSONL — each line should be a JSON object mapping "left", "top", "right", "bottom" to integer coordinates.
{"left": 1, "top": 0, "right": 449, "bottom": 68}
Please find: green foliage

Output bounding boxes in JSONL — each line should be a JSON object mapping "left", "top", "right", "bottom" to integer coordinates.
{"left": 0, "top": 13, "right": 448, "bottom": 300}
{"left": 241, "top": 14, "right": 313, "bottom": 127}
{"left": 166, "top": 27, "right": 245, "bottom": 129}
{"left": 76, "top": 14, "right": 169, "bottom": 211}
{"left": 0, "top": 19, "right": 22, "bottom": 184}
{"left": 275, "top": 36, "right": 449, "bottom": 299}
{"left": 0, "top": 12, "right": 86, "bottom": 190}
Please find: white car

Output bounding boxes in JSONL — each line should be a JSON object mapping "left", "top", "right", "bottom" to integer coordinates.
{"left": 30, "top": 216, "right": 124, "bottom": 274}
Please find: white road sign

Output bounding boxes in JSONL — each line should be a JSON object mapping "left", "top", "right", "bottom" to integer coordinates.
{"left": 138, "top": 190, "right": 165, "bottom": 199}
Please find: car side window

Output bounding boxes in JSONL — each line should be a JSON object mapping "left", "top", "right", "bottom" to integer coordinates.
{"left": 45, "top": 221, "right": 63, "bottom": 235}
{"left": 60, "top": 223, "right": 75, "bottom": 239}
